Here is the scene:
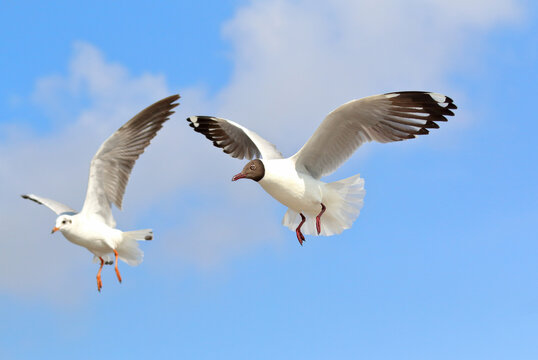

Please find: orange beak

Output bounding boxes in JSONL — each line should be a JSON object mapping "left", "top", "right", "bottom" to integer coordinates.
{"left": 51, "top": 227, "right": 60, "bottom": 234}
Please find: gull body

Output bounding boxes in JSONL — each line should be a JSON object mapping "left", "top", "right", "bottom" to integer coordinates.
{"left": 188, "top": 91, "right": 456, "bottom": 244}
{"left": 259, "top": 158, "right": 323, "bottom": 216}
{"left": 56, "top": 214, "right": 123, "bottom": 257}
{"left": 23, "top": 94, "right": 180, "bottom": 291}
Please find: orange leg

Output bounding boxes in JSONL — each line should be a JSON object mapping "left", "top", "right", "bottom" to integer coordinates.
{"left": 113, "top": 249, "right": 122, "bottom": 283}
{"left": 96, "top": 257, "right": 104, "bottom": 292}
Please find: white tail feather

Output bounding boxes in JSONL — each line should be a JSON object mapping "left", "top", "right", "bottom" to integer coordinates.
{"left": 117, "top": 229, "right": 153, "bottom": 266}
{"left": 282, "top": 174, "right": 365, "bottom": 236}
{"left": 92, "top": 255, "right": 112, "bottom": 264}
{"left": 123, "top": 229, "right": 154, "bottom": 241}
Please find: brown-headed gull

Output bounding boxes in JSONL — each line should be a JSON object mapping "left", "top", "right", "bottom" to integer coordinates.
{"left": 22, "top": 94, "right": 180, "bottom": 291}
{"left": 187, "top": 91, "right": 456, "bottom": 245}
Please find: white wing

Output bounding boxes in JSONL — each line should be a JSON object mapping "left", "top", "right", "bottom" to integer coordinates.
{"left": 21, "top": 194, "right": 77, "bottom": 215}
{"left": 80, "top": 94, "right": 180, "bottom": 226}
{"left": 187, "top": 116, "right": 283, "bottom": 160}
{"left": 293, "top": 91, "right": 457, "bottom": 179}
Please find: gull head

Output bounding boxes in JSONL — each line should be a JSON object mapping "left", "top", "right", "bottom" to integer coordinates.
{"left": 52, "top": 214, "right": 74, "bottom": 234}
{"left": 232, "top": 159, "right": 265, "bottom": 182}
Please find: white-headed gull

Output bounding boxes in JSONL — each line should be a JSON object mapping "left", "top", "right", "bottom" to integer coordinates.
{"left": 22, "top": 94, "right": 180, "bottom": 291}
{"left": 187, "top": 91, "right": 456, "bottom": 245}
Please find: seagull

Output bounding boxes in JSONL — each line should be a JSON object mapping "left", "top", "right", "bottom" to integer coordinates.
{"left": 22, "top": 94, "right": 180, "bottom": 291}
{"left": 187, "top": 91, "right": 456, "bottom": 245}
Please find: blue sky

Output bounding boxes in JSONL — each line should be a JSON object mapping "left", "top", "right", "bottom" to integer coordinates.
{"left": 1, "top": 1, "right": 537, "bottom": 359}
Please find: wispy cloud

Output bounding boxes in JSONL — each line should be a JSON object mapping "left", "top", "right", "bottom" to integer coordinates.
{"left": 0, "top": 0, "right": 523, "bottom": 302}
{"left": 0, "top": 42, "right": 278, "bottom": 303}
{"left": 0, "top": 43, "right": 174, "bottom": 303}
{"left": 216, "top": 0, "right": 522, "bottom": 154}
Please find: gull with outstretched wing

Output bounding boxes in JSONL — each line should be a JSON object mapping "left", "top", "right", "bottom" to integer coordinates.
{"left": 187, "top": 91, "right": 456, "bottom": 245}
{"left": 22, "top": 94, "right": 180, "bottom": 291}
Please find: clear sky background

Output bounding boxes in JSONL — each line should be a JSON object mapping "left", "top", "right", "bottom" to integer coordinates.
{"left": 1, "top": 1, "right": 537, "bottom": 359}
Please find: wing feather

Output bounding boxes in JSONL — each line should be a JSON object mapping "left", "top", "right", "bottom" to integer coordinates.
{"left": 187, "top": 116, "right": 283, "bottom": 160}
{"left": 21, "top": 194, "right": 77, "bottom": 215}
{"left": 293, "top": 91, "right": 457, "bottom": 179}
{"left": 80, "top": 94, "right": 180, "bottom": 225}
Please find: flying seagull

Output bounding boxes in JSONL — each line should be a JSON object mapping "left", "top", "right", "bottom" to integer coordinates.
{"left": 22, "top": 94, "right": 180, "bottom": 291}
{"left": 187, "top": 91, "right": 456, "bottom": 245}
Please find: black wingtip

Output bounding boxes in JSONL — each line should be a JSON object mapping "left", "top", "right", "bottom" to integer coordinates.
{"left": 158, "top": 94, "right": 181, "bottom": 111}
{"left": 416, "top": 128, "right": 429, "bottom": 135}
{"left": 424, "top": 120, "right": 440, "bottom": 129}
{"left": 21, "top": 194, "right": 43, "bottom": 205}
{"left": 167, "top": 94, "right": 181, "bottom": 102}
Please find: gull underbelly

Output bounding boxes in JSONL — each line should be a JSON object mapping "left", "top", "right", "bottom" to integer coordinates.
{"left": 62, "top": 220, "right": 122, "bottom": 256}
{"left": 259, "top": 159, "right": 323, "bottom": 215}
{"left": 65, "top": 235, "right": 111, "bottom": 254}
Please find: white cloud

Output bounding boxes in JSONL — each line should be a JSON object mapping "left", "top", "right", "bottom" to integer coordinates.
{"left": 0, "top": 43, "right": 176, "bottom": 303}
{"left": 0, "top": 0, "right": 523, "bottom": 302}
{"left": 216, "top": 0, "right": 522, "bottom": 155}
{"left": 157, "top": 194, "right": 283, "bottom": 271}
{"left": 0, "top": 42, "right": 279, "bottom": 303}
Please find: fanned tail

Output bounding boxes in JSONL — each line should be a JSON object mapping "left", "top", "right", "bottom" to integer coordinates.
{"left": 282, "top": 174, "right": 365, "bottom": 236}
{"left": 117, "top": 229, "right": 153, "bottom": 266}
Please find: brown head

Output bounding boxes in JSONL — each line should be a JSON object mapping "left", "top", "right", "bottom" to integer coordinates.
{"left": 232, "top": 159, "right": 265, "bottom": 182}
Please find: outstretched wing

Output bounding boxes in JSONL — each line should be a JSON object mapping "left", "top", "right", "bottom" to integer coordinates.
{"left": 21, "top": 194, "right": 77, "bottom": 215}
{"left": 80, "top": 94, "right": 180, "bottom": 226}
{"left": 293, "top": 91, "right": 457, "bottom": 179}
{"left": 187, "top": 116, "right": 283, "bottom": 160}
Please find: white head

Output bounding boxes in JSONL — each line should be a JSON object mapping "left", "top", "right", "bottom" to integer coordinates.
{"left": 51, "top": 214, "right": 74, "bottom": 234}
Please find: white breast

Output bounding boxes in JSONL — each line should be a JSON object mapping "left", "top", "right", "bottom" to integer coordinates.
{"left": 258, "top": 159, "right": 324, "bottom": 215}
{"left": 61, "top": 215, "right": 123, "bottom": 256}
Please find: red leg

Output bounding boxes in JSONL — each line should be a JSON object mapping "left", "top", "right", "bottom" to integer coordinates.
{"left": 96, "top": 257, "right": 104, "bottom": 292}
{"left": 113, "top": 249, "right": 122, "bottom": 284}
{"left": 316, "top": 203, "right": 326, "bottom": 235}
{"left": 296, "top": 213, "right": 306, "bottom": 246}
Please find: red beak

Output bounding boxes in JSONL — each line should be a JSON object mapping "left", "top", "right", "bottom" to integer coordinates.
{"left": 51, "top": 227, "right": 60, "bottom": 234}
{"left": 232, "top": 173, "right": 246, "bottom": 181}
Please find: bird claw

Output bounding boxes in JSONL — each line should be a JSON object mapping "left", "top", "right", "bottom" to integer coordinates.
{"left": 316, "top": 203, "right": 326, "bottom": 235}
{"left": 295, "top": 213, "right": 307, "bottom": 246}
{"left": 296, "top": 230, "right": 305, "bottom": 246}
{"left": 113, "top": 249, "right": 122, "bottom": 283}
{"left": 97, "top": 257, "right": 104, "bottom": 292}
{"left": 115, "top": 270, "right": 122, "bottom": 284}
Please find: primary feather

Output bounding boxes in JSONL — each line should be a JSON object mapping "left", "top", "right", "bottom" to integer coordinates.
{"left": 293, "top": 91, "right": 456, "bottom": 179}
{"left": 81, "top": 94, "right": 180, "bottom": 226}
{"left": 187, "top": 116, "right": 283, "bottom": 160}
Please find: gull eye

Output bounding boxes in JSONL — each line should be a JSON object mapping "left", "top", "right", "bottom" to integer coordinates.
{"left": 62, "top": 220, "right": 66, "bottom": 225}
{"left": 250, "top": 164, "right": 256, "bottom": 170}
